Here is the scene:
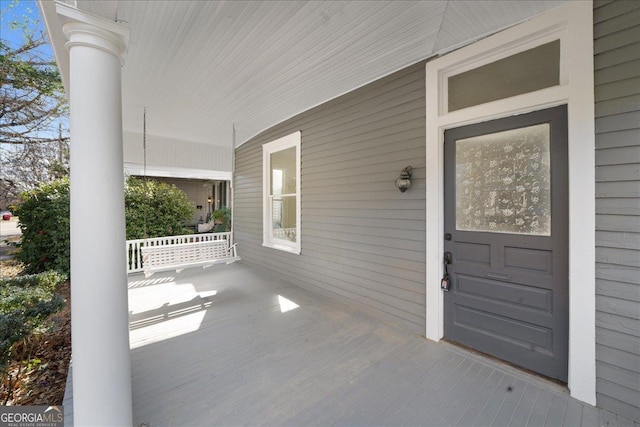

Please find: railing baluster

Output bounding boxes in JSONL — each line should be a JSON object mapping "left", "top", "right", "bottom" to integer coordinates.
{"left": 126, "top": 232, "right": 231, "bottom": 274}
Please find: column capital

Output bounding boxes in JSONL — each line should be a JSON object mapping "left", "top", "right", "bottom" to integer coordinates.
{"left": 56, "top": 2, "right": 130, "bottom": 64}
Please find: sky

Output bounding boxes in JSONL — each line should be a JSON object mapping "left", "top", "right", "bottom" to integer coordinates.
{"left": 0, "top": 0, "right": 53, "bottom": 58}
{"left": 0, "top": 0, "right": 67, "bottom": 155}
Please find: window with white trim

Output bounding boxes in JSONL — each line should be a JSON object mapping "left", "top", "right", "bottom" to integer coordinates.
{"left": 263, "top": 131, "right": 301, "bottom": 254}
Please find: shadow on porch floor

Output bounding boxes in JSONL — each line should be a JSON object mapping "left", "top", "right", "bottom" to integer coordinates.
{"left": 65, "top": 262, "right": 637, "bottom": 426}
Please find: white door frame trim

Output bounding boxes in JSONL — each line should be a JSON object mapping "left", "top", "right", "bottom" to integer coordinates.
{"left": 425, "top": 1, "right": 595, "bottom": 405}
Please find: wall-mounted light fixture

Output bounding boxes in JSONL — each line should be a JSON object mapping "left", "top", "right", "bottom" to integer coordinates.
{"left": 395, "top": 166, "right": 413, "bottom": 193}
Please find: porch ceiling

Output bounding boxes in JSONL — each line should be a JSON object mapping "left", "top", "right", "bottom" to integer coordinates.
{"left": 45, "top": 0, "right": 565, "bottom": 148}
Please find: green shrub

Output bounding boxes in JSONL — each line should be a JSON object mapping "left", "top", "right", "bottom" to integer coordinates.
{"left": 125, "top": 177, "right": 195, "bottom": 240}
{"left": 13, "top": 177, "right": 195, "bottom": 273}
{"left": 14, "top": 178, "right": 70, "bottom": 276}
{"left": 212, "top": 206, "right": 232, "bottom": 232}
{"left": 0, "top": 271, "right": 66, "bottom": 374}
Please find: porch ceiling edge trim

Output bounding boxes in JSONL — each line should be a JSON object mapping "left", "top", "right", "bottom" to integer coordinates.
{"left": 123, "top": 163, "right": 232, "bottom": 181}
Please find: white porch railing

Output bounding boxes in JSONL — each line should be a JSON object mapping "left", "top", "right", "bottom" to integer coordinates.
{"left": 273, "top": 228, "right": 296, "bottom": 241}
{"left": 126, "top": 232, "right": 233, "bottom": 274}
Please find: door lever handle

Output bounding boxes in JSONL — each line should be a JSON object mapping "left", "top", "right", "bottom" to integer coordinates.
{"left": 442, "top": 251, "right": 452, "bottom": 292}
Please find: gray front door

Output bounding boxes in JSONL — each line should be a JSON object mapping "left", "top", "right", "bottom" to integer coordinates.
{"left": 444, "top": 106, "right": 568, "bottom": 382}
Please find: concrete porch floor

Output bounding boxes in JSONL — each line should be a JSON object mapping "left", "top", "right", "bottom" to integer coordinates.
{"left": 66, "top": 262, "right": 637, "bottom": 426}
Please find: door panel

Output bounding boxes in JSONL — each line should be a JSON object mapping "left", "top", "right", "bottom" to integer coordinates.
{"left": 444, "top": 105, "right": 568, "bottom": 382}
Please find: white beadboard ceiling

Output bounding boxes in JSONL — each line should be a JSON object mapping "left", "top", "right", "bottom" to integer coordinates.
{"left": 52, "top": 0, "right": 565, "bottom": 148}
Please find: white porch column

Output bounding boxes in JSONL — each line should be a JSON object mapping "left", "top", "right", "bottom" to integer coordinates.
{"left": 58, "top": 5, "right": 132, "bottom": 426}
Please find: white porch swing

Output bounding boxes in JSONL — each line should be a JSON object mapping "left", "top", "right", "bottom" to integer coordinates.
{"left": 141, "top": 238, "right": 239, "bottom": 278}
{"left": 138, "top": 109, "right": 240, "bottom": 278}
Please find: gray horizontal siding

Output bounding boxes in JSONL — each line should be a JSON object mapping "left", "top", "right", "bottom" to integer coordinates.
{"left": 594, "top": 0, "right": 640, "bottom": 422}
{"left": 235, "top": 62, "right": 426, "bottom": 334}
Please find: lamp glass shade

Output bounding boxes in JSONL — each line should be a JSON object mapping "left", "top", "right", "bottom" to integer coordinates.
{"left": 396, "top": 177, "right": 411, "bottom": 192}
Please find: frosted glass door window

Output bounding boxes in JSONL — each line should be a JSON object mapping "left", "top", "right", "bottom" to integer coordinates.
{"left": 456, "top": 123, "right": 551, "bottom": 235}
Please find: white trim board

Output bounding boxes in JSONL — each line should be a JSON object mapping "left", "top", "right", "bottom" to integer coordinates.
{"left": 123, "top": 163, "right": 232, "bottom": 181}
{"left": 262, "top": 131, "right": 302, "bottom": 255}
{"left": 425, "top": 1, "right": 595, "bottom": 405}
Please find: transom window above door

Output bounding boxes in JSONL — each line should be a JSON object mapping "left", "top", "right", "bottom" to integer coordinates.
{"left": 446, "top": 39, "right": 561, "bottom": 113}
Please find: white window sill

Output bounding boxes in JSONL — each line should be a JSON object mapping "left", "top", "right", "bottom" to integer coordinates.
{"left": 262, "top": 242, "right": 301, "bottom": 255}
